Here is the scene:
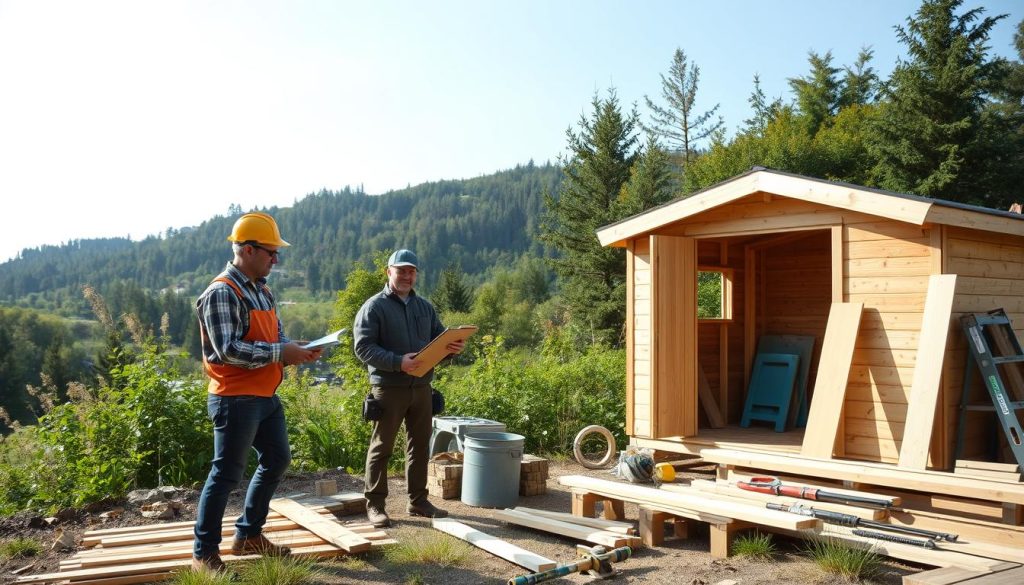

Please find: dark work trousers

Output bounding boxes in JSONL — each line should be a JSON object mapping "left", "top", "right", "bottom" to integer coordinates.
{"left": 364, "top": 384, "right": 433, "bottom": 509}
{"left": 193, "top": 394, "right": 291, "bottom": 558}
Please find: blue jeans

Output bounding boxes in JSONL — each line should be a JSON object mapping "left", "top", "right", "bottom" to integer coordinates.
{"left": 193, "top": 394, "right": 291, "bottom": 558}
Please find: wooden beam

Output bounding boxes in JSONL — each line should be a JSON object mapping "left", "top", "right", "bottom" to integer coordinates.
{"left": 800, "top": 303, "right": 864, "bottom": 458}
{"left": 556, "top": 475, "right": 816, "bottom": 530}
{"left": 491, "top": 509, "right": 636, "bottom": 549}
{"left": 626, "top": 240, "right": 635, "bottom": 435}
{"left": 431, "top": 518, "right": 556, "bottom": 572}
{"left": 899, "top": 275, "right": 958, "bottom": 470}
{"left": 699, "top": 364, "right": 726, "bottom": 428}
{"left": 269, "top": 498, "right": 372, "bottom": 553}
{"left": 511, "top": 507, "right": 635, "bottom": 534}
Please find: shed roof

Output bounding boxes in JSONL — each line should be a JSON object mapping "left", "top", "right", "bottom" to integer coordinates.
{"left": 597, "top": 168, "right": 1024, "bottom": 247}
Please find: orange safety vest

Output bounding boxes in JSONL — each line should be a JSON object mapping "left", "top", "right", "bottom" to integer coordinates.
{"left": 202, "top": 277, "right": 284, "bottom": 397}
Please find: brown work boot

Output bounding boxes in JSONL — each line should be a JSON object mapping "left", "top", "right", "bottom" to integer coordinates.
{"left": 191, "top": 553, "right": 226, "bottom": 572}
{"left": 366, "top": 504, "right": 391, "bottom": 528}
{"left": 231, "top": 533, "right": 291, "bottom": 557}
{"left": 407, "top": 499, "right": 448, "bottom": 518}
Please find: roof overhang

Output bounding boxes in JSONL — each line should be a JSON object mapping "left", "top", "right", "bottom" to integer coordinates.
{"left": 597, "top": 169, "right": 939, "bottom": 247}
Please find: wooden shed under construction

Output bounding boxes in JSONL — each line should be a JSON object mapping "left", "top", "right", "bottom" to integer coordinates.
{"left": 596, "top": 168, "right": 1024, "bottom": 481}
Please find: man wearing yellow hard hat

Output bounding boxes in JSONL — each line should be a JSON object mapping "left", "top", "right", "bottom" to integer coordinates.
{"left": 191, "top": 212, "right": 322, "bottom": 572}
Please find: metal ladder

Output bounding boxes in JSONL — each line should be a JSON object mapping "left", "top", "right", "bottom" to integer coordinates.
{"left": 955, "top": 310, "right": 1024, "bottom": 469}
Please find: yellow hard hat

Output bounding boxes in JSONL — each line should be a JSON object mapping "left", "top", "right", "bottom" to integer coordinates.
{"left": 227, "top": 212, "right": 290, "bottom": 247}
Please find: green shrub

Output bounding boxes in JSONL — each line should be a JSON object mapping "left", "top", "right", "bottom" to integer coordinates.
{"left": 439, "top": 334, "right": 625, "bottom": 454}
{"left": 0, "top": 338, "right": 211, "bottom": 514}
{"left": 730, "top": 531, "right": 776, "bottom": 559}
{"left": 0, "top": 537, "right": 42, "bottom": 560}
{"left": 804, "top": 536, "right": 882, "bottom": 581}
{"left": 278, "top": 370, "right": 370, "bottom": 473}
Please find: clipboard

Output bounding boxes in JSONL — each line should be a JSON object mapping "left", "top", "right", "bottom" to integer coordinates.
{"left": 301, "top": 328, "right": 347, "bottom": 350}
{"left": 409, "top": 325, "right": 477, "bottom": 377}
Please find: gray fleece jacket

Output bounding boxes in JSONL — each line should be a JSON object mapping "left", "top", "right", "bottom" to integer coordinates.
{"left": 353, "top": 285, "right": 446, "bottom": 386}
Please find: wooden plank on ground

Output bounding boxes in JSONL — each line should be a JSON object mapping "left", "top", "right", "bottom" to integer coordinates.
{"left": 556, "top": 475, "right": 816, "bottom": 530}
{"left": 899, "top": 274, "right": 957, "bottom": 470}
{"left": 801, "top": 302, "right": 863, "bottom": 458}
{"left": 492, "top": 508, "right": 636, "bottom": 549}
{"left": 16, "top": 544, "right": 349, "bottom": 584}
{"left": 431, "top": 518, "right": 556, "bottom": 572}
{"left": 269, "top": 498, "right": 372, "bottom": 553}
{"left": 510, "top": 507, "right": 635, "bottom": 534}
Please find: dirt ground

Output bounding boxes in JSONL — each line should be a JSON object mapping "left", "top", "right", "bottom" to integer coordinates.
{"left": 0, "top": 460, "right": 923, "bottom": 585}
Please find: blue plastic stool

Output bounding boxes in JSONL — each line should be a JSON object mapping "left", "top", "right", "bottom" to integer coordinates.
{"left": 740, "top": 353, "right": 800, "bottom": 432}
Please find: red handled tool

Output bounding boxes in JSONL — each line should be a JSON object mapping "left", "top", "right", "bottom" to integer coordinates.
{"left": 737, "top": 476, "right": 893, "bottom": 508}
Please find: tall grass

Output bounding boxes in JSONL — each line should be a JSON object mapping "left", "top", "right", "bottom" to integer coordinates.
{"left": 804, "top": 537, "right": 882, "bottom": 581}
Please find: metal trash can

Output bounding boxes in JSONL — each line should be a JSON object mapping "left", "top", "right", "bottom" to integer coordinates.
{"left": 460, "top": 432, "right": 524, "bottom": 508}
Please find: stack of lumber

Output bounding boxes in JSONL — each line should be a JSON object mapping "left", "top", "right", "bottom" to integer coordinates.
{"left": 953, "top": 460, "right": 1022, "bottom": 483}
{"left": 15, "top": 494, "right": 394, "bottom": 585}
{"left": 520, "top": 454, "right": 549, "bottom": 496}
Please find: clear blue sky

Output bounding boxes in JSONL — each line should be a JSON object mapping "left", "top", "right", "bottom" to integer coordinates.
{"left": 2, "top": 0, "right": 1022, "bottom": 262}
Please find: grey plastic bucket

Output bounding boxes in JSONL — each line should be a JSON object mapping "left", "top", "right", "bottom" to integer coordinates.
{"left": 460, "top": 432, "right": 525, "bottom": 508}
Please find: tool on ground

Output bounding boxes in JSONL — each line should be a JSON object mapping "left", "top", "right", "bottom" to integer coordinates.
{"left": 766, "top": 502, "right": 958, "bottom": 542}
{"left": 956, "top": 310, "right": 1024, "bottom": 469}
{"left": 507, "top": 545, "right": 631, "bottom": 584}
{"left": 737, "top": 476, "right": 893, "bottom": 508}
{"left": 851, "top": 528, "right": 936, "bottom": 549}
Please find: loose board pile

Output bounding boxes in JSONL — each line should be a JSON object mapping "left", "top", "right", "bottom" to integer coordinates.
{"left": 15, "top": 494, "right": 393, "bottom": 585}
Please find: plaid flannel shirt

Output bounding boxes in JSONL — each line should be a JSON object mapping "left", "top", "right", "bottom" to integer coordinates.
{"left": 196, "top": 263, "right": 289, "bottom": 369}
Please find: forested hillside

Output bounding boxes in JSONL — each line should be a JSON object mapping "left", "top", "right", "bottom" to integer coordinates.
{"left": 0, "top": 162, "right": 560, "bottom": 310}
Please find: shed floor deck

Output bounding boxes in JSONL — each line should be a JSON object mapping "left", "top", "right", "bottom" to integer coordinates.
{"left": 630, "top": 424, "right": 804, "bottom": 456}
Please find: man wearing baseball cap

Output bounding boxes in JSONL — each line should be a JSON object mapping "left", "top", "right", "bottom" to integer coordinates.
{"left": 353, "top": 249, "right": 466, "bottom": 527}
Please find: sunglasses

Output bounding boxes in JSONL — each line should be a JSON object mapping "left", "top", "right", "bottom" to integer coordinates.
{"left": 248, "top": 243, "right": 281, "bottom": 259}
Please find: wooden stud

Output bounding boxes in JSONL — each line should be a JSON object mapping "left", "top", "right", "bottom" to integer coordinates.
{"left": 800, "top": 303, "right": 863, "bottom": 459}
{"left": 898, "top": 274, "right": 957, "bottom": 470}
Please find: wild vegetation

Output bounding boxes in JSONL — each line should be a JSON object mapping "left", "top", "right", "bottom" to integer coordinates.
{"left": 0, "top": 0, "right": 1022, "bottom": 516}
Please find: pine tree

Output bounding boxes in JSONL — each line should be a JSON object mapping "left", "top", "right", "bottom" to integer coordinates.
{"left": 839, "top": 47, "right": 880, "bottom": 108}
{"left": 789, "top": 51, "right": 841, "bottom": 135}
{"left": 642, "top": 48, "right": 723, "bottom": 167}
{"left": 42, "top": 334, "right": 70, "bottom": 402}
{"left": 432, "top": 263, "right": 473, "bottom": 314}
{"left": 868, "top": 0, "right": 1012, "bottom": 205}
{"left": 540, "top": 90, "right": 641, "bottom": 347}
{"left": 742, "top": 74, "right": 783, "bottom": 137}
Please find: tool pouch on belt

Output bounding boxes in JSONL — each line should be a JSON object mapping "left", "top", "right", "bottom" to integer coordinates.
{"left": 431, "top": 388, "right": 445, "bottom": 415}
{"left": 362, "top": 393, "right": 383, "bottom": 422}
